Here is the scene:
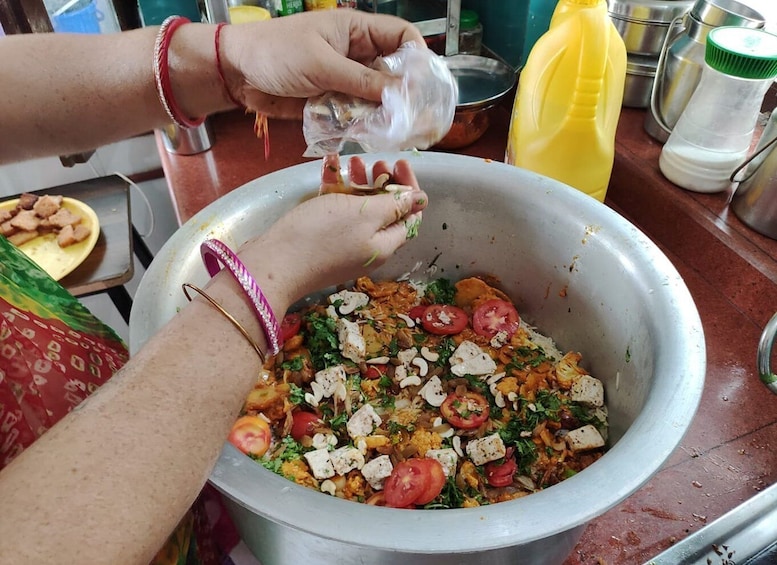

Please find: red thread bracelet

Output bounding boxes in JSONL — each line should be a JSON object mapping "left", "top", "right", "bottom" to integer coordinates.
{"left": 153, "top": 15, "right": 206, "bottom": 128}
{"left": 200, "top": 239, "right": 283, "bottom": 355}
{"left": 215, "top": 23, "right": 244, "bottom": 109}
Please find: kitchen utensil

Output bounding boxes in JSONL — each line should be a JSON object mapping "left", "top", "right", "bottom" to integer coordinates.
{"left": 160, "top": 119, "right": 214, "bottom": 155}
{"left": 0, "top": 196, "right": 100, "bottom": 281}
{"left": 658, "top": 26, "right": 777, "bottom": 193}
{"left": 757, "top": 312, "right": 777, "bottom": 394}
{"left": 608, "top": 0, "right": 693, "bottom": 57}
{"left": 435, "top": 54, "right": 516, "bottom": 149}
{"left": 644, "top": 0, "right": 765, "bottom": 143}
{"left": 730, "top": 114, "right": 777, "bottom": 240}
{"left": 623, "top": 54, "right": 658, "bottom": 108}
{"left": 128, "top": 152, "right": 706, "bottom": 565}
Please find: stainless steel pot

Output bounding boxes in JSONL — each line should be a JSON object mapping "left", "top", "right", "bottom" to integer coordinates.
{"left": 128, "top": 153, "right": 706, "bottom": 565}
{"left": 730, "top": 111, "right": 777, "bottom": 240}
{"left": 644, "top": 0, "right": 765, "bottom": 142}
{"left": 608, "top": 0, "right": 694, "bottom": 57}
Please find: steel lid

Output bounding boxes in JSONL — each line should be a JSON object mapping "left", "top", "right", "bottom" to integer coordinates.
{"left": 608, "top": 0, "right": 693, "bottom": 24}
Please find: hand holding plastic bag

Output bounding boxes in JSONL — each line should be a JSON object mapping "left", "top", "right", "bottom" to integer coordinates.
{"left": 302, "top": 43, "right": 457, "bottom": 157}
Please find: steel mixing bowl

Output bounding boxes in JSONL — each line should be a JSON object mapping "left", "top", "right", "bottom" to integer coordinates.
{"left": 129, "top": 152, "right": 706, "bottom": 565}
{"left": 435, "top": 55, "right": 516, "bottom": 149}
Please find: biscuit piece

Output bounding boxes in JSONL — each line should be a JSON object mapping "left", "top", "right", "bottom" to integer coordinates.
{"left": 47, "top": 208, "right": 82, "bottom": 229}
{"left": 33, "top": 195, "right": 63, "bottom": 218}
{"left": 8, "top": 230, "right": 39, "bottom": 246}
{"left": 17, "top": 193, "right": 38, "bottom": 210}
{"left": 9, "top": 210, "right": 40, "bottom": 232}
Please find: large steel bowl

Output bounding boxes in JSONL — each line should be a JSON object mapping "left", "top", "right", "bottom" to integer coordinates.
{"left": 129, "top": 152, "right": 706, "bottom": 565}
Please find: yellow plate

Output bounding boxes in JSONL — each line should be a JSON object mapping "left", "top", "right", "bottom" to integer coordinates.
{"left": 0, "top": 196, "right": 100, "bottom": 281}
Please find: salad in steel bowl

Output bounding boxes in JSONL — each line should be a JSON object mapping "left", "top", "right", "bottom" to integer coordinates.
{"left": 229, "top": 274, "right": 609, "bottom": 509}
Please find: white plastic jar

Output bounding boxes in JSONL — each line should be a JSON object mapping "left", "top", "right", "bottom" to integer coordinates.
{"left": 659, "top": 26, "right": 777, "bottom": 193}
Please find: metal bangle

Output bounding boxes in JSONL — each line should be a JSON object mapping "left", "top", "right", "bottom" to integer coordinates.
{"left": 182, "top": 282, "right": 266, "bottom": 364}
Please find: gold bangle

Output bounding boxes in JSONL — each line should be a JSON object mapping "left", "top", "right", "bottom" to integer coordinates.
{"left": 182, "top": 283, "right": 266, "bottom": 364}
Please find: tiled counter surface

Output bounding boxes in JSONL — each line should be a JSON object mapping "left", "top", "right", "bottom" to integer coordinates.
{"left": 157, "top": 106, "right": 777, "bottom": 565}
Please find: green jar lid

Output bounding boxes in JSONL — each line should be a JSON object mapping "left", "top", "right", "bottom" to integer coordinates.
{"left": 705, "top": 26, "right": 777, "bottom": 80}
{"left": 460, "top": 9, "right": 479, "bottom": 30}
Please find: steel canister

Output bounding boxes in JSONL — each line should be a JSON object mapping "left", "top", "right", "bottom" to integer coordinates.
{"left": 730, "top": 110, "right": 777, "bottom": 240}
{"left": 644, "top": 0, "right": 764, "bottom": 142}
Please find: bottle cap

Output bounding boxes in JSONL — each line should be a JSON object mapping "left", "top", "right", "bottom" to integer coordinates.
{"left": 705, "top": 26, "right": 777, "bottom": 80}
{"left": 459, "top": 9, "right": 479, "bottom": 30}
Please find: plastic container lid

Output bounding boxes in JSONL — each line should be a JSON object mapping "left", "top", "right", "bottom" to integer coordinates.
{"left": 705, "top": 26, "right": 777, "bottom": 79}
{"left": 229, "top": 5, "right": 272, "bottom": 24}
{"left": 459, "top": 9, "right": 479, "bottom": 30}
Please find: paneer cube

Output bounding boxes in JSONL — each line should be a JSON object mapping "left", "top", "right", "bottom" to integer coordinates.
{"left": 565, "top": 425, "right": 605, "bottom": 452}
{"left": 450, "top": 340, "right": 496, "bottom": 377}
{"left": 570, "top": 375, "right": 604, "bottom": 407}
{"left": 465, "top": 433, "right": 506, "bottom": 466}
{"left": 336, "top": 318, "right": 366, "bottom": 363}
{"left": 346, "top": 403, "right": 382, "bottom": 440}
{"left": 303, "top": 448, "right": 335, "bottom": 480}
{"left": 360, "top": 454, "right": 393, "bottom": 490}
{"left": 329, "top": 446, "right": 365, "bottom": 475}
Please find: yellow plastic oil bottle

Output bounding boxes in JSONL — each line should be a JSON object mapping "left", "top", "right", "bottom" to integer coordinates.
{"left": 505, "top": 0, "right": 626, "bottom": 202}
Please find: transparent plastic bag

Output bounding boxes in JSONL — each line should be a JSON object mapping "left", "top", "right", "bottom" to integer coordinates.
{"left": 302, "top": 43, "right": 458, "bottom": 157}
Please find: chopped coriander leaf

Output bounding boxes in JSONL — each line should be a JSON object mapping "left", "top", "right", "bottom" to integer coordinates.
{"left": 259, "top": 436, "right": 306, "bottom": 475}
{"left": 332, "top": 298, "right": 344, "bottom": 309}
{"left": 387, "top": 420, "right": 409, "bottom": 436}
{"left": 388, "top": 338, "right": 400, "bottom": 357}
{"left": 436, "top": 337, "right": 456, "bottom": 366}
{"left": 380, "top": 393, "right": 396, "bottom": 410}
{"left": 520, "top": 390, "right": 562, "bottom": 429}
{"left": 507, "top": 346, "right": 551, "bottom": 371}
{"left": 329, "top": 412, "right": 348, "bottom": 431}
{"left": 567, "top": 402, "right": 599, "bottom": 425}
{"left": 304, "top": 312, "right": 342, "bottom": 369}
{"left": 378, "top": 375, "right": 393, "bottom": 389}
{"left": 425, "top": 476, "right": 465, "bottom": 509}
{"left": 281, "top": 355, "right": 305, "bottom": 372}
{"left": 412, "top": 332, "right": 427, "bottom": 345}
{"left": 463, "top": 373, "right": 489, "bottom": 396}
{"left": 425, "top": 278, "right": 456, "bottom": 305}
{"left": 288, "top": 383, "right": 305, "bottom": 405}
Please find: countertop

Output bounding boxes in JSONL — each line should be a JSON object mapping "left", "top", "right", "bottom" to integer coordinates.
{"left": 156, "top": 105, "right": 777, "bottom": 565}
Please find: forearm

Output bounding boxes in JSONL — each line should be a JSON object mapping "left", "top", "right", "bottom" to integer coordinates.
{"left": 0, "top": 24, "right": 234, "bottom": 164}
{"left": 0, "top": 267, "right": 288, "bottom": 565}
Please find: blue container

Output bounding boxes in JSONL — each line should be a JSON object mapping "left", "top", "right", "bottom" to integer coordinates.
{"left": 51, "top": 0, "right": 102, "bottom": 34}
{"left": 522, "top": 0, "right": 558, "bottom": 67}
{"left": 462, "top": 0, "right": 529, "bottom": 70}
{"left": 137, "top": 0, "right": 202, "bottom": 26}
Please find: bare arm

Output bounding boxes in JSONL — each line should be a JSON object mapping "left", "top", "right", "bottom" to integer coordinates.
{"left": 0, "top": 25, "right": 230, "bottom": 163}
{"left": 0, "top": 161, "right": 427, "bottom": 565}
{"left": 0, "top": 10, "right": 423, "bottom": 164}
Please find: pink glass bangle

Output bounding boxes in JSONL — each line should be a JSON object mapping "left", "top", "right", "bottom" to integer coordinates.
{"left": 200, "top": 239, "right": 282, "bottom": 355}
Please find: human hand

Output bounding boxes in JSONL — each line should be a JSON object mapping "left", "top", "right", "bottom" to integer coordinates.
{"left": 238, "top": 158, "right": 426, "bottom": 306}
{"left": 219, "top": 10, "right": 425, "bottom": 118}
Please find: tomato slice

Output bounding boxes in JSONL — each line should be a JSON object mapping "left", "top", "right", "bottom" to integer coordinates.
{"left": 485, "top": 447, "right": 517, "bottom": 487}
{"left": 408, "top": 305, "right": 428, "bottom": 321}
{"left": 472, "top": 299, "right": 520, "bottom": 339}
{"left": 280, "top": 312, "right": 302, "bottom": 342}
{"left": 440, "top": 391, "right": 490, "bottom": 429}
{"left": 420, "top": 304, "right": 468, "bottom": 335}
{"left": 413, "top": 458, "right": 447, "bottom": 505}
{"left": 364, "top": 363, "right": 389, "bottom": 380}
{"left": 228, "top": 415, "right": 272, "bottom": 457}
{"left": 383, "top": 460, "right": 429, "bottom": 508}
{"left": 290, "top": 411, "right": 322, "bottom": 442}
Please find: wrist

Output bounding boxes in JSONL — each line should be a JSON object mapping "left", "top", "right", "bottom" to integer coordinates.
{"left": 166, "top": 23, "right": 234, "bottom": 119}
